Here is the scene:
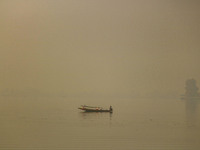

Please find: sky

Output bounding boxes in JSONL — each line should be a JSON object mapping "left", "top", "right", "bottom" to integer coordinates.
{"left": 0, "top": 0, "right": 200, "bottom": 97}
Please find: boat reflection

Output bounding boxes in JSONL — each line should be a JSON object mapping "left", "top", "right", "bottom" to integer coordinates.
{"left": 184, "top": 97, "right": 199, "bottom": 127}
{"left": 78, "top": 111, "right": 113, "bottom": 127}
{"left": 182, "top": 79, "right": 200, "bottom": 127}
{"left": 79, "top": 111, "right": 112, "bottom": 118}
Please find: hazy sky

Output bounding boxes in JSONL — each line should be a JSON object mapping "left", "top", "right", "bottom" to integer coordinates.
{"left": 0, "top": 0, "right": 200, "bottom": 97}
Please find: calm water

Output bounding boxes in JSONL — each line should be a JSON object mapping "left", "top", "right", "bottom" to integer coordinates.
{"left": 0, "top": 96, "right": 200, "bottom": 150}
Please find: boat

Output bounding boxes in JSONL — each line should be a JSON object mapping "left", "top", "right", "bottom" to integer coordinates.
{"left": 78, "top": 105, "right": 113, "bottom": 113}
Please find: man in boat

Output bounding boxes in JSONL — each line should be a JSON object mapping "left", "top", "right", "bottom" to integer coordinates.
{"left": 110, "top": 106, "right": 113, "bottom": 112}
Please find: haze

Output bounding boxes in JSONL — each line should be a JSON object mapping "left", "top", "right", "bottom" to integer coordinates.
{"left": 1, "top": 0, "right": 200, "bottom": 98}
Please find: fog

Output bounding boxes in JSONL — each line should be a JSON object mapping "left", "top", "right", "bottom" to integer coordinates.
{"left": 0, "top": 0, "right": 200, "bottom": 97}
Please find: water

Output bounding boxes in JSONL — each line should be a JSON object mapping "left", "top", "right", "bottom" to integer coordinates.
{"left": 0, "top": 96, "right": 200, "bottom": 150}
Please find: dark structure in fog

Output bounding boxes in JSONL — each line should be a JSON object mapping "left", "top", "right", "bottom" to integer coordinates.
{"left": 185, "top": 79, "right": 200, "bottom": 98}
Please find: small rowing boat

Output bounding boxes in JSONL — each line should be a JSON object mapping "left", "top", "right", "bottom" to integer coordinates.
{"left": 78, "top": 105, "right": 113, "bottom": 113}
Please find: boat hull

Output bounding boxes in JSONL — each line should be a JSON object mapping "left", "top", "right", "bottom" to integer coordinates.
{"left": 78, "top": 107, "right": 113, "bottom": 113}
{"left": 84, "top": 109, "right": 112, "bottom": 113}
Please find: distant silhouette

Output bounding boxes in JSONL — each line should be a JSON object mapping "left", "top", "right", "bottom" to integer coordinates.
{"left": 110, "top": 106, "right": 113, "bottom": 111}
{"left": 185, "top": 79, "right": 200, "bottom": 98}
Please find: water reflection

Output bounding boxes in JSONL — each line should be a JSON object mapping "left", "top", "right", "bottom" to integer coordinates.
{"left": 184, "top": 98, "right": 199, "bottom": 127}
{"left": 79, "top": 111, "right": 112, "bottom": 119}
{"left": 182, "top": 79, "right": 200, "bottom": 127}
{"left": 78, "top": 112, "right": 113, "bottom": 127}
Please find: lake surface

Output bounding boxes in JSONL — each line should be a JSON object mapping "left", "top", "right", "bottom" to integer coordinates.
{"left": 0, "top": 96, "right": 200, "bottom": 150}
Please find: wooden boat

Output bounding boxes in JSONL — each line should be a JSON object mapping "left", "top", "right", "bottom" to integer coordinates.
{"left": 78, "top": 105, "right": 113, "bottom": 113}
